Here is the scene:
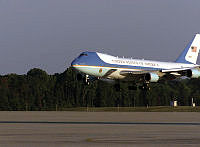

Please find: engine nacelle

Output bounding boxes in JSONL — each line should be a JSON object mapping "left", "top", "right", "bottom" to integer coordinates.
{"left": 187, "top": 69, "right": 200, "bottom": 78}
{"left": 145, "top": 73, "right": 159, "bottom": 82}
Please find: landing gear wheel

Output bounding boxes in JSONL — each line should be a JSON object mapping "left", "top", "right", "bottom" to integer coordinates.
{"left": 83, "top": 75, "right": 90, "bottom": 85}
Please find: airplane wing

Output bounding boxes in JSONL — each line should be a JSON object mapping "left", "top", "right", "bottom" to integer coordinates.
{"left": 102, "top": 69, "right": 117, "bottom": 78}
{"left": 118, "top": 66, "right": 200, "bottom": 82}
{"left": 121, "top": 66, "right": 200, "bottom": 75}
{"left": 120, "top": 70, "right": 157, "bottom": 75}
{"left": 161, "top": 67, "right": 199, "bottom": 73}
{"left": 118, "top": 69, "right": 178, "bottom": 82}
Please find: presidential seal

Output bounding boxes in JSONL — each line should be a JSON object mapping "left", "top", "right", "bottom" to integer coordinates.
{"left": 99, "top": 68, "right": 103, "bottom": 73}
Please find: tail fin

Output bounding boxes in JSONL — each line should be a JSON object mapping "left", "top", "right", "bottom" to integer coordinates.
{"left": 176, "top": 34, "right": 200, "bottom": 64}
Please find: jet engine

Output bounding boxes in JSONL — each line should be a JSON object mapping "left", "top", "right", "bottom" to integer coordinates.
{"left": 144, "top": 73, "right": 159, "bottom": 82}
{"left": 186, "top": 69, "right": 200, "bottom": 78}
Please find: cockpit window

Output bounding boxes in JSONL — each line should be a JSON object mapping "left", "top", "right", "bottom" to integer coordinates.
{"left": 79, "top": 53, "right": 88, "bottom": 57}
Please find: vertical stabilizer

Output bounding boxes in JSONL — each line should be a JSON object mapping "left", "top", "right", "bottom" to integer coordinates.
{"left": 176, "top": 34, "right": 200, "bottom": 64}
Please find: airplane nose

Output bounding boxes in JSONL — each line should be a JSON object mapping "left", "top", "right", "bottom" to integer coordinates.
{"left": 71, "top": 59, "right": 76, "bottom": 67}
{"left": 71, "top": 58, "right": 79, "bottom": 67}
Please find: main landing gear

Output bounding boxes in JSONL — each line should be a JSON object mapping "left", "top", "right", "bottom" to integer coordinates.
{"left": 76, "top": 73, "right": 90, "bottom": 85}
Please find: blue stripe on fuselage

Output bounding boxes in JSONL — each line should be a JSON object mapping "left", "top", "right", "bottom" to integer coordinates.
{"left": 71, "top": 52, "right": 162, "bottom": 71}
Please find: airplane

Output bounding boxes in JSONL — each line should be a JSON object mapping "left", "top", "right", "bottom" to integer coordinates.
{"left": 71, "top": 34, "right": 200, "bottom": 90}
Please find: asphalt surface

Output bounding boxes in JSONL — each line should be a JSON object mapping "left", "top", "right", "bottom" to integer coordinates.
{"left": 0, "top": 111, "right": 200, "bottom": 147}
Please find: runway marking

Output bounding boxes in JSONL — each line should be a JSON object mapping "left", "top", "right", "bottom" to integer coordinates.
{"left": 0, "top": 121, "right": 200, "bottom": 126}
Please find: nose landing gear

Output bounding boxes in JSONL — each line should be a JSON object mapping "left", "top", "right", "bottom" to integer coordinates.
{"left": 76, "top": 74, "right": 90, "bottom": 85}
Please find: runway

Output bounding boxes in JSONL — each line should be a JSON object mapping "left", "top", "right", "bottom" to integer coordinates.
{"left": 0, "top": 112, "right": 200, "bottom": 147}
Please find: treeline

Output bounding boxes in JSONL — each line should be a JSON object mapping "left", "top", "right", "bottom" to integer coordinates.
{"left": 0, "top": 67, "right": 200, "bottom": 110}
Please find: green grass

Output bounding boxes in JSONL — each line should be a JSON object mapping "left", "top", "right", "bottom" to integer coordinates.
{"left": 60, "top": 106, "right": 200, "bottom": 112}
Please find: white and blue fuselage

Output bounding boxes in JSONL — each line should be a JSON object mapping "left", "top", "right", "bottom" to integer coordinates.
{"left": 71, "top": 52, "right": 197, "bottom": 80}
{"left": 71, "top": 34, "right": 200, "bottom": 83}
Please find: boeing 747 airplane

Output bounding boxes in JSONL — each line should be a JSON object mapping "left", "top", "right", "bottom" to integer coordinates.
{"left": 71, "top": 34, "right": 200, "bottom": 90}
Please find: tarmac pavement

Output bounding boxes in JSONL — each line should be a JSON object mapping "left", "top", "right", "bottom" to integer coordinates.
{"left": 0, "top": 111, "right": 200, "bottom": 147}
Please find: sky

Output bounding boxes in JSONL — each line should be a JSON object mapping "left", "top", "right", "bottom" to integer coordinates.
{"left": 0, "top": 0, "right": 200, "bottom": 75}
